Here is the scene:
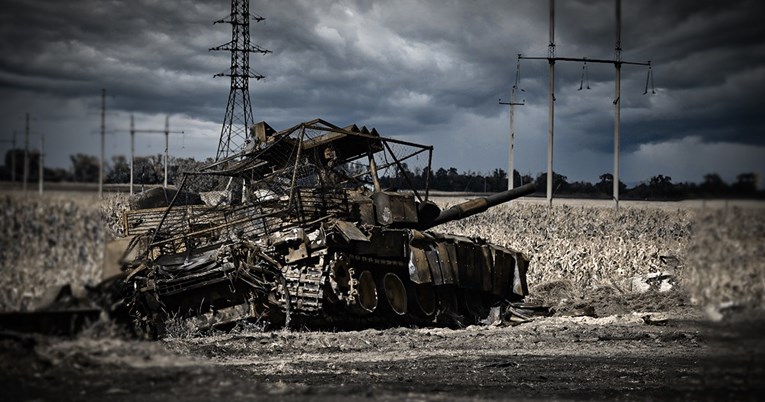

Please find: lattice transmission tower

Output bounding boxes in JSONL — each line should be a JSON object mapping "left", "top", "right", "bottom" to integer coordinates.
{"left": 211, "top": 0, "right": 270, "bottom": 160}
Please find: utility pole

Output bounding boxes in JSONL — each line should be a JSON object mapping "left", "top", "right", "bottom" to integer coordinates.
{"left": 11, "top": 132, "right": 16, "bottom": 183}
{"left": 38, "top": 132, "right": 44, "bottom": 194}
{"left": 130, "top": 115, "right": 135, "bottom": 195}
{"left": 23, "top": 113, "right": 29, "bottom": 192}
{"left": 499, "top": 58, "right": 524, "bottom": 191}
{"left": 211, "top": 0, "right": 270, "bottom": 160}
{"left": 518, "top": 0, "right": 651, "bottom": 208}
{"left": 129, "top": 115, "right": 183, "bottom": 194}
{"left": 99, "top": 88, "right": 105, "bottom": 197}
{"left": 613, "top": 0, "right": 623, "bottom": 209}
{"left": 164, "top": 115, "right": 169, "bottom": 188}
{"left": 547, "top": 0, "right": 555, "bottom": 208}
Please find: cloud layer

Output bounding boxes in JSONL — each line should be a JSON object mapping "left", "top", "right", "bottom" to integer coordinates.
{"left": 1, "top": 0, "right": 763, "bottom": 185}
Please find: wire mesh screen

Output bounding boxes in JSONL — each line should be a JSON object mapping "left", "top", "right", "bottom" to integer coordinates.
{"left": 147, "top": 119, "right": 432, "bottom": 254}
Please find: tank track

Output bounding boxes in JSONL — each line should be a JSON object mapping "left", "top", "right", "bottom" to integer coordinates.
{"left": 274, "top": 251, "right": 406, "bottom": 322}
{"left": 275, "top": 254, "right": 327, "bottom": 316}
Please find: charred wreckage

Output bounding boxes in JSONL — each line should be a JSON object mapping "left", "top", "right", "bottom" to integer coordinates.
{"left": 104, "top": 119, "right": 536, "bottom": 336}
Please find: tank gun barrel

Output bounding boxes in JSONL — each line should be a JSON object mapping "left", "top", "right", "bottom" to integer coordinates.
{"left": 421, "top": 183, "right": 536, "bottom": 230}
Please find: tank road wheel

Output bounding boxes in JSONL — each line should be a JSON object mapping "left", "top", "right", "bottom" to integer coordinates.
{"left": 354, "top": 270, "right": 378, "bottom": 314}
{"left": 328, "top": 254, "right": 377, "bottom": 315}
{"left": 381, "top": 273, "right": 408, "bottom": 316}
{"left": 407, "top": 282, "right": 437, "bottom": 319}
{"left": 328, "top": 254, "right": 353, "bottom": 304}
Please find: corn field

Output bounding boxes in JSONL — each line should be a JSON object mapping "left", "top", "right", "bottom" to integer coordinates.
{"left": 1, "top": 192, "right": 762, "bottom": 312}
{"left": 438, "top": 202, "right": 691, "bottom": 293}
{"left": 0, "top": 193, "right": 103, "bottom": 310}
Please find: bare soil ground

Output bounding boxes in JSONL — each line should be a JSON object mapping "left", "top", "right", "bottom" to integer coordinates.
{"left": 2, "top": 290, "right": 764, "bottom": 401}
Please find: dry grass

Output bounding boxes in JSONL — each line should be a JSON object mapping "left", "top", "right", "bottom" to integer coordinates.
{"left": 684, "top": 207, "right": 765, "bottom": 308}
{"left": 1, "top": 191, "right": 762, "bottom": 314}
{"left": 436, "top": 199, "right": 765, "bottom": 310}
{"left": 100, "top": 193, "right": 130, "bottom": 239}
{"left": 437, "top": 202, "right": 691, "bottom": 291}
{"left": 0, "top": 192, "right": 104, "bottom": 310}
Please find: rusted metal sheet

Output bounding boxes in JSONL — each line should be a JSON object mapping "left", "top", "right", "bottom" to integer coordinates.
{"left": 435, "top": 242, "right": 456, "bottom": 285}
{"left": 513, "top": 252, "right": 530, "bottom": 296}
{"left": 372, "top": 192, "right": 418, "bottom": 226}
{"left": 334, "top": 220, "right": 369, "bottom": 242}
{"left": 408, "top": 246, "right": 432, "bottom": 284}
{"left": 444, "top": 242, "right": 460, "bottom": 286}
{"left": 454, "top": 240, "right": 482, "bottom": 290}
{"left": 480, "top": 245, "right": 494, "bottom": 293}
{"left": 354, "top": 228, "right": 407, "bottom": 257}
{"left": 285, "top": 241, "right": 310, "bottom": 263}
{"left": 426, "top": 248, "right": 444, "bottom": 285}
{"left": 490, "top": 246, "right": 513, "bottom": 297}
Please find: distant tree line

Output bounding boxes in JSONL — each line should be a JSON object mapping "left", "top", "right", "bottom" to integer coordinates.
{"left": 376, "top": 164, "right": 761, "bottom": 200}
{"left": 0, "top": 150, "right": 211, "bottom": 188}
{"left": 1, "top": 150, "right": 761, "bottom": 199}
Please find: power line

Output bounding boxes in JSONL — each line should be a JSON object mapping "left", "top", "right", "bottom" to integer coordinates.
{"left": 499, "top": 56, "right": 525, "bottom": 191}
{"left": 23, "top": 113, "right": 29, "bottom": 192}
{"left": 38, "top": 132, "right": 44, "bottom": 195}
{"left": 211, "top": 0, "right": 270, "bottom": 161}
{"left": 100, "top": 88, "right": 105, "bottom": 197}
{"left": 518, "top": 0, "right": 653, "bottom": 208}
{"left": 127, "top": 115, "right": 185, "bottom": 194}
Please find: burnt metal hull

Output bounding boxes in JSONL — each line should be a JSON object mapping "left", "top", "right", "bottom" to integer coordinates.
{"left": 114, "top": 119, "right": 533, "bottom": 336}
{"left": 126, "top": 223, "right": 528, "bottom": 334}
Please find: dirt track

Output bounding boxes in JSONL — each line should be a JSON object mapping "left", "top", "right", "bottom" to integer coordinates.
{"left": 2, "top": 291, "right": 764, "bottom": 401}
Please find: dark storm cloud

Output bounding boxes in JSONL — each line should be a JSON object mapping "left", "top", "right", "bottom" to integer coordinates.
{"left": 0, "top": 0, "right": 224, "bottom": 115}
{"left": 0, "top": 0, "right": 762, "bottom": 182}
{"left": 553, "top": 0, "right": 765, "bottom": 151}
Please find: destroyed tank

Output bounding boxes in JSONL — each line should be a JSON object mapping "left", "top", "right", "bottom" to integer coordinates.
{"left": 113, "top": 119, "right": 536, "bottom": 335}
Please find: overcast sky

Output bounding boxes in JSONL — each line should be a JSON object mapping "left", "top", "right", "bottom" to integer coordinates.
{"left": 1, "top": 0, "right": 763, "bottom": 186}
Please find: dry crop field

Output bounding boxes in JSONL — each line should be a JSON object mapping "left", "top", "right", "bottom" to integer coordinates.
{"left": 432, "top": 196, "right": 765, "bottom": 311}
{"left": 1, "top": 190, "right": 764, "bottom": 401}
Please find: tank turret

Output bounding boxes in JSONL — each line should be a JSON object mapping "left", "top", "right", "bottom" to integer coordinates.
{"left": 418, "top": 183, "right": 536, "bottom": 230}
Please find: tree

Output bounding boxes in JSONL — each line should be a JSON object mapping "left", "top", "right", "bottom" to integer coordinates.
{"left": 433, "top": 168, "right": 448, "bottom": 190}
{"left": 488, "top": 168, "right": 507, "bottom": 192}
{"left": 420, "top": 166, "right": 434, "bottom": 190}
{"left": 106, "top": 155, "right": 130, "bottom": 184}
{"left": 595, "top": 173, "right": 626, "bottom": 195}
{"left": 43, "top": 167, "right": 70, "bottom": 182}
{"left": 394, "top": 162, "right": 413, "bottom": 189}
{"left": 516, "top": 171, "right": 534, "bottom": 187}
{"left": 133, "top": 154, "right": 163, "bottom": 185}
{"left": 70, "top": 153, "right": 100, "bottom": 182}
{"left": 4, "top": 149, "right": 24, "bottom": 180}
{"left": 648, "top": 174, "right": 676, "bottom": 199}
{"left": 534, "top": 171, "right": 568, "bottom": 195}
{"left": 700, "top": 173, "right": 727, "bottom": 197}
{"left": 511, "top": 169, "right": 532, "bottom": 188}
{"left": 171, "top": 156, "right": 221, "bottom": 192}
{"left": 567, "top": 180, "right": 597, "bottom": 195}
{"left": 732, "top": 173, "right": 757, "bottom": 195}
